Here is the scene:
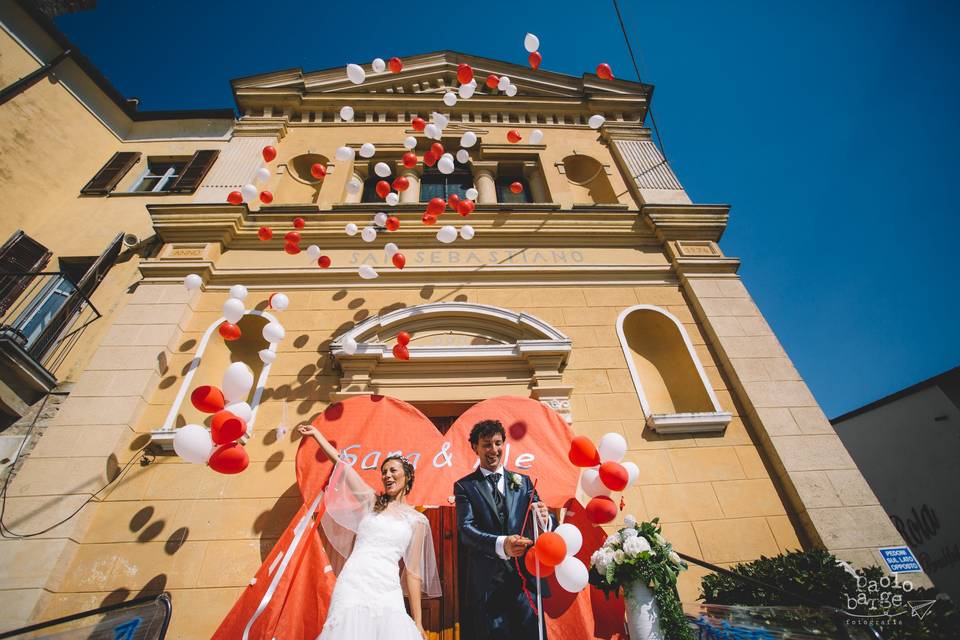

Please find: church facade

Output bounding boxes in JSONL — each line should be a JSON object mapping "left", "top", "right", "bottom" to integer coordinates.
{"left": 0, "top": 2, "right": 921, "bottom": 636}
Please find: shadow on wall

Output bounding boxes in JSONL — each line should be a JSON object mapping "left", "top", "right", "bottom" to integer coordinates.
{"left": 562, "top": 154, "right": 618, "bottom": 204}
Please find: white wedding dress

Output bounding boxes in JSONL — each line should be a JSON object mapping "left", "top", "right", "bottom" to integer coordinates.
{"left": 317, "top": 462, "right": 441, "bottom": 639}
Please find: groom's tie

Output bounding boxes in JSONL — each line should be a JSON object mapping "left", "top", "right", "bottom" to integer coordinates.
{"left": 486, "top": 473, "right": 504, "bottom": 511}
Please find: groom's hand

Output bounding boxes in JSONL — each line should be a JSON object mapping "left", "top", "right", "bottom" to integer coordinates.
{"left": 505, "top": 535, "right": 533, "bottom": 557}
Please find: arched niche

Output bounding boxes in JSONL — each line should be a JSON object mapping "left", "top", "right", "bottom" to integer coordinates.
{"left": 276, "top": 153, "right": 328, "bottom": 204}
{"left": 330, "top": 302, "right": 575, "bottom": 422}
{"left": 616, "top": 305, "right": 731, "bottom": 434}
{"left": 562, "top": 154, "right": 618, "bottom": 204}
{"left": 151, "top": 310, "right": 278, "bottom": 450}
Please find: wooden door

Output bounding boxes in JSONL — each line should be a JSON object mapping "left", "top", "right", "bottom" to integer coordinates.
{"left": 410, "top": 506, "right": 460, "bottom": 640}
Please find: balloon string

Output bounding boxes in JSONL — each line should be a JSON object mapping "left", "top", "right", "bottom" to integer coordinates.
{"left": 514, "top": 478, "right": 540, "bottom": 618}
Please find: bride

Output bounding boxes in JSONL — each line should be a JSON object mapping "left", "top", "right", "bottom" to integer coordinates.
{"left": 298, "top": 424, "right": 441, "bottom": 639}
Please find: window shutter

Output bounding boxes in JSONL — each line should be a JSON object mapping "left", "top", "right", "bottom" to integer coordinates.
{"left": 167, "top": 150, "right": 219, "bottom": 193}
{"left": 80, "top": 152, "right": 141, "bottom": 195}
{"left": 0, "top": 230, "right": 52, "bottom": 315}
{"left": 75, "top": 232, "right": 124, "bottom": 298}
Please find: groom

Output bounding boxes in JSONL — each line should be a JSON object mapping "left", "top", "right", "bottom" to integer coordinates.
{"left": 454, "top": 419, "right": 554, "bottom": 640}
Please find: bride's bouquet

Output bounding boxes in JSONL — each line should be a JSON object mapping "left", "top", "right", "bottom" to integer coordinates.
{"left": 588, "top": 516, "right": 693, "bottom": 640}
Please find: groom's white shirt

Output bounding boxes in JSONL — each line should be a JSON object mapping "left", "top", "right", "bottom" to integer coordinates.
{"left": 479, "top": 465, "right": 552, "bottom": 560}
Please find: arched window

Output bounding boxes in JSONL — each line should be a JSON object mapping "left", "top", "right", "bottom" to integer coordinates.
{"left": 616, "top": 305, "right": 731, "bottom": 434}
{"left": 562, "top": 154, "right": 618, "bottom": 204}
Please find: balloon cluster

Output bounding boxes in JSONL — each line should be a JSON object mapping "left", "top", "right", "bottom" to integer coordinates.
{"left": 228, "top": 146, "right": 280, "bottom": 205}
{"left": 568, "top": 433, "right": 639, "bottom": 524}
{"left": 393, "top": 331, "right": 411, "bottom": 361}
{"left": 525, "top": 523, "right": 589, "bottom": 593}
{"left": 256, "top": 216, "right": 332, "bottom": 268}
{"left": 524, "top": 33, "right": 542, "bottom": 71}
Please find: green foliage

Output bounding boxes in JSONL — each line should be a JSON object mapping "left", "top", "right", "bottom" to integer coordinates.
{"left": 699, "top": 548, "right": 960, "bottom": 640}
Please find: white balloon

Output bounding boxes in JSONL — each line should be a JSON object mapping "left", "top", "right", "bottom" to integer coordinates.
{"left": 241, "top": 184, "right": 258, "bottom": 201}
{"left": 460, "top": 131, "right": 477, "bottom": 148}
{"left": 342, "top": 335, "right": 358, "bottom": 355}
{"left": 588, "top": 114, "right": 606, "bottom": 129}
{"left": 306, "top": 245, "right": 321, "bottom": 261}
{"left": 524, "top": 32, "right": 540, "bottom": 53}
{"left": 345, "top": 223, "right": 359, "bottom": 236}
{"left": 173, "top": 424, "right": 214, "bottom": 464}
{"left": 374, "top": 212, "right": 388, "bottom": 226}
{"left": 339, "top": 105, "right": 354, "bottom": 122}
{"left": 222, "top": 298, "right": 245, "bottom": 324}
{"left": 358, "top": 264, "right": 378, "bottom": 279}
{"left": 465, "top": 187, "right": 479, "bottom": 200}
{"left": 229, "top": 284, "right": 248, "bottom": 301}
{"left": 262, "top": 321, "right": 286, "bottom": 343}
{"left": 384, "top": 242, "right": 399, "bottom": 258}
{"left": 497, "top": 75, "right": 510, "bottom": 91}
{"left": 458, "top": 82, "right": 476, "bottom": 99}
{"left": 403, "top": 136, "right": 418, "bottom": 150}
{"left": 222, "top": 362, "right": 254, "bottom": 403}
{"left": 371, "top": 57, "right": 385, "bottom": 73}
{"left": 385, "top": 192, "right": 399, "bottom": 206}
{"left": 224, "top": 400, "right": 253, "bottom": 423}
{"left": 255, "top": 166, "right": 271, "bottom": 182}
{"left": 437, "top": 225, "right": 457, "bottom": 244}
{"left": 346, "top": 63, "right": 365, "bottom": 85}
{"left": 623, "top": 461, "right": 640, "bottom": 486}
{"left": 443, "top": 91, "right": 457, "bottom": 107}
{"left": 581, "top": 467, "right": 611, "bottom": 497}
{"left": 555, "top": 557, "right": 589, "bottom": 593}
{"left": 269, "top": 292, "right": 289, "bottom": 311}
{"left": 374, "top": 162, "right": 391, "bottom": 177}
{"left": 359, "top": 143, "right": 376, "bottom": 158}
{"left": 505, "top": 84, "right": 518, "bottom": 97}
{"left": 438, "top": 156, "right": 455, "bottom": 175}
{"left": 183, "top": 273, "right": 202, "bottom": 291}
{"left": 335, "top": 146, "right": 355, "bottom": 161}
{"left": 424, "top": 123, "right": 439, "bottom": 140}
{"left": 554, "top": 523, "right": 583, "bottom": 556}
{"left": 530, "top": 129, "right": 544, "bottom": 144}
{"left": 456, "top": 149, "right": 470, "bottom": 164}
{"left": 432, "top": 112, "right": 449, "bottom": 128}
{"left": 460, "top": 225, "right": 475, "bottom": 240}
{"left": 598, "top": 432, "right": 627, "bottom": 462}
{"left": 361, "top": 226, "right": 377, "bottom": 242}
{"left": 258, "top": 348, "right": 276, "bottom": 365}
{"left": 346, "top": 178, "right": 362, "bottom": 195}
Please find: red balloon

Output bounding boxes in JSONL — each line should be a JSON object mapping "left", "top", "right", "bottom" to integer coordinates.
{"left": 507, "top": 130, "right": 522, "bottom": 144}
{"left": 596, "top": 63, "right": 614, "bottom": 80}
{"left": 457, "top": 63, "right": 474, "bottom": 85}
{"left": 227, "top": 190, "right": 243, "bottom": 205}
{"left": 430, "top": 142, "right": 444, "bottom": 158}
{"left": 293, "top": 217, "right": 306, "bottom": 229}
{"left": 310, "top": 163, "right": 326, "bottom": 179}
{"left": 284, "top": 231, "right": 301, "bottom": 244}
{"left": 402, "top": 152, "right": 418, "bottom": 168}
{"left": 218, "top": 321, "right": 242, "bottom": 341}
{"left": 392, "top": 176, "right": 410, "bottom": 192}
{"left": 427, "top": 197, "right": 446, "bottom": 215}
{"left": 447, "top": 193, "right": 461, "bottom": 211}
{"left": 284, "top": 242, "right": 301, "bottom": 255}
{"left": 599, "top": 461, "right": 629, "bottom": 491}
{"left": 524, "top": 547, "right": 555, "bottom": 577}
{"left": 388, "top": 57, "right": 403, "bottom": 73}
{"left": 457, "top": 199, "right": 476, "bottom": 216}
{"left": 421, "top": 212, "right": 437, "bottom": 226}
{"left": 258, "top": 226, "right": 273, "bottom": 241}
{"left": 208, "top": 442, "right": 249, "bottom": 474}
{"left": 191, "top": 385, "right": 225, "bottom": 414}
{"left": 423, "top": 151, "right": 437, "bottom": 167}
{"left": 534, "top": 532, "right": 567, "bottom": 567}
{"left": 211, "top": 410, "right": 247, "bottom": 445}
{"left": 411, "top": 117, "right": 426, "bottom": 132}
{"left": 568, "top": 435, "right": 601, "bottom": 467}
{"left": 376, "top": 180, "right": 391, "bottom": 199}
{"left": 510, "top": 181, "right": 523, "bottom": 194}
{"left": 585, "top": 496, "right": 618, "bottom": 524}
{"left": 385, "top": 216, "right": 400, "bottom": 231}
{"left": 396, "top": 331, "right": 411, "bottom": 345}
{"left": 392, "top": 343, "right": 410, "bottom": 360}
{"left": 259, "top": 190, "right": 273, "bottom": 204}
{"left": 528, "top": 51, "right": 542, "bottom": 70}
{"left": 262, "top": 145, "right": 277, "bottom": 162}
{"left": 486, "top": 74, "right": 500, "bottom": 89}
{"left": 392, "top": 252, "right": 406, "bottom": 269}
{"left": 318, "top": 255, "right": 331, "bottom": 268}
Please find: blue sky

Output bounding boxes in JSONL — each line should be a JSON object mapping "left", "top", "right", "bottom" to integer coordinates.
{"left": 54, "top": 1, "right": 960, "bottom": 418}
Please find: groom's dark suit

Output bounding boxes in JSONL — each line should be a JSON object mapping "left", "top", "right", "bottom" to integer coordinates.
{"left": 454, "top": 467, "right": 554, "bottom": 640}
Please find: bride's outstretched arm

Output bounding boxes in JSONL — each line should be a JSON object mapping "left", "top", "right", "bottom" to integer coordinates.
{"left": 297, "top": 423, "right": 369, "bottom": 496}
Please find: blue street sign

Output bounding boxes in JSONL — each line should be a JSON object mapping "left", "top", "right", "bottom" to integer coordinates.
{"left": 879, "top": 546, "right": 922, "bottom": 573}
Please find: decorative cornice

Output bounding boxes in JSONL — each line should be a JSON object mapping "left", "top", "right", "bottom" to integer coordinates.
{"left": 642, "top": 204, "right": 731, "bottom": 242}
